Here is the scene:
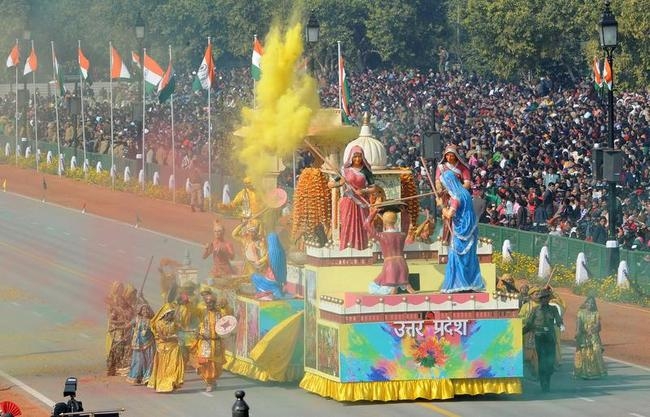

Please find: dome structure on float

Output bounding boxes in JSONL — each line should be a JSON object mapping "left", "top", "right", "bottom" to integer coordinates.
{"left": 342, "top": 112, "right": 387, "bottom": 170}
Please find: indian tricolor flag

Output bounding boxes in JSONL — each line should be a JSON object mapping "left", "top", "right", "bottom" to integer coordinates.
{"left": 143, "top": 52, "right": 164, "bottom": 93}
{"left": 52, "top": 44, "right": 65, "bottom": 96}
{"left": 339, "top": 55, "right": 352, "bottom": 124}
{"left": 110, "top": 46, "right": 130, "bottom": 79}
{"left": 603, "top": 58, "right": 613, "bottom": 91}
{"left": 158, "top": 57, "right": 175, "bottom": 104}
{"left": 23, "top": 43, "right": 37, "bottom": 75}
{"left": 195, "top": 39, "right": 215, "bottom": 91}
{"left": 251, "top": 37, "right": 263, "bottom": 81}
{"left": 131, "top": 51, "right": 141, "bottom": 69}
{"left": 6, "top": 42, "right": 19, "bottom": 68}
{"left": 592, "top": 56, "right": 603, "bottom": 90}
{"left": 78, "top": 45, "right": 90, "bottom": 81}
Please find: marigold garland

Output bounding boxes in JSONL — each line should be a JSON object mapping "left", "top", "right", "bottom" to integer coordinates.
{"left": 291, "top": 167, "right": 331, "bottom": 241}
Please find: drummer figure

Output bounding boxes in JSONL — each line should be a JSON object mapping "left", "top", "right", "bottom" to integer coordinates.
{"left": 195, "top": 285, "right": 233, "bottom": 392}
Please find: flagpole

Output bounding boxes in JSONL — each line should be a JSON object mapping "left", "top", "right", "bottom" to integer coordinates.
{"left": 337, "top": 41, "right": 342, "bottom": 115}
{"left": 14, "top": 39, "right": 18, "bottom": 166}
{"left": 51, "top": 41, "right": 62, "bottom": 176}
{"left": 78, "top": 40, "right": 87, "bottom": 178}
{"left": 31, "top": 40, "right": 38, "bottom": 173}
{"left": 207, "top": 37, "right": 212, "bottom": 211}
{"left": 169, "top": 45, "right": 176, "bottom": 204}
{"left": 253, "top": 34, "right": 257, "bottom": 109}
{"left": 109, "top": 42, "right": 115, "bottom": 189}
{"left": 141, "top": 48, "right": 147, "bottom": 192}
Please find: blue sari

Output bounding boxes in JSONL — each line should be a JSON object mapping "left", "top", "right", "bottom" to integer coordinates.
{"left": 251, "top": 233, "right": 288, "bottom": 299}
{"left": 440, "top": 170, "right": 485, "bottom": 293}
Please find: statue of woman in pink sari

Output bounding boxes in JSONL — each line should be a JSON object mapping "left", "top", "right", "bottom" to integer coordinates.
{"left": 329, "top": 145, "right": 376, "bottom": 250}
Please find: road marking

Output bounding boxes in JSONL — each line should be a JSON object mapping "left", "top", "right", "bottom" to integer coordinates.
{"left": 418, "top": 402, "right": 461, "bottom": 417}
{"left": 578, "top": 397, "right": 595, "bottom": 402}
{"left": 0, "top": 240, "right": 87, "bottom": 279}
{"left": 201, "top": 392, "right": 214, "bottom": 398}
{"left": 605, "top": 356, "right": 650, "bottom": 373}
{"left": 47, "top": 226, "right": 54, "bottom": 231}
{"left": 136, "top": 255, "right": 145, "bottom": 261}
{"left": 79, "top": 333, "right": 90, "bottom": 339}
{"left": 117, "top": 249, "right": 126, "bottom": 254}
{"left": 11, "top": 301, "right": 20, "bottom": 307}
{"left": 98, "top": 242, "right": 107, "bottom": 247}
{"left": 630, "top": 413, "right": 646, "bottom": 417}
{"left": 0, "top": 368, "right": 56, "bottom": 408}
{"left": 64, "top": 231, "right": 70, "bottom": 236}
{"left": 32, "top": 311, "right": 42, "bottom": 317}
{"left": 80, "top": 236, "right": 87, "bottom": 241}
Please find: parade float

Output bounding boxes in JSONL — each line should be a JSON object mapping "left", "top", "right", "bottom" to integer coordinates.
{"left": 219, "top": 113, "right": 523, "bottom": 401}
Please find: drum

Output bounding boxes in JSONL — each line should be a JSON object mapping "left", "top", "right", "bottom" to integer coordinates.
{"left": 215, "top": 315, "right": 238, "bottom": 336}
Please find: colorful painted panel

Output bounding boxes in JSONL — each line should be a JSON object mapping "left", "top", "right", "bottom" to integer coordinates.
{"left": 317, "top": 325, "right": 339, "bottom": 377}
{"left": 245, "top": 301, "right": 259, "bottom": 357}
{"left": 259, "top": 299, "right": 304, "bottom": 336}
{"left": 234, "top": 298, "right": 248, "bottom": 357}
{"left": 304, "top": 269, "right": 318, "bottom": 369}
{"left": 339, "top": 318, "right": 522, "bottom": 382}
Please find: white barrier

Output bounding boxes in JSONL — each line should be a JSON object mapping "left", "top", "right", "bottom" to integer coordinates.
{"left": 222, "top": 183, "right": 231, "bottom": 204}
{"left": 138, "top": 169, "right": 144, "bottom": 184}
{"left": 70, "top": 155, "right": 78, "bottom": 170}
{"left": 617, "top": 261, "right": 630, "bottom": 288}
{"left": 538, "top": 246, "right": 551, "bottom": 279}
{"left": 185, "top": 178, "right": 191, "bottom": 193}
{"left": 168, "top": 174, "right": 175, "bottom": 190}
{"left": 96, "top": 161, "right": 103, "bottom": 173}
{"left": 203, "top": 180, "right": 211, "bottom": 199}
{"left": 124, "top": 166, "right": 131, "bottom": 182}
{"left": 4, "top": 142, "right": 11, "bottom": 156}
{"left": 502, "top": 239, "right": 513, "bottom": 262}
{"left": 46, "top": 150, "right": 53, "bottom": 165}
{"left": 25, "top": 146, "right": 31, "bottom": 158}
{"left": 153, "top": 171, "right": 160, "bottom": 186}
{"left": 575, "top": 252, "right": 589, "bottom": 285}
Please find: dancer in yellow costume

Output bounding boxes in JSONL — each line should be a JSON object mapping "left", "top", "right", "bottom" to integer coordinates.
{"left": 219, "top": 177, "right": 264, "bottom": 219}
{"left": 195, "top": 288, "right": 233, "bottom": 392}
{"left": 147, "top": 303, "right": 184, "bottom": 393}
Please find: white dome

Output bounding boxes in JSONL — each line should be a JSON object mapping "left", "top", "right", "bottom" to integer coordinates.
{"left": 343, "top": 114, "right": 387, "bottom": 170}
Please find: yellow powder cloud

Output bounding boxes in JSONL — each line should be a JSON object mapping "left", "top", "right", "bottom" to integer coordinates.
{"left": 237, "top": 20, "right": 319, "bottom": 193}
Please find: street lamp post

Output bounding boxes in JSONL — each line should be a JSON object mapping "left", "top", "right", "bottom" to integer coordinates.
{"left": 135, "top": 12, "right": 145, "bottom": 191}
{"left": 598, "top": 0, "right": 620, "bottom": 274}
{"left": 306, "top": 11, "right": 320, "bottom": 75}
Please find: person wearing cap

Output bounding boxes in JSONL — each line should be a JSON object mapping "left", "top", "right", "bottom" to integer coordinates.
{"left": 365, "top": 204, "right": 415, "bottom": 295}
{"left": 195, "top": 291, "right": 232, "bottom": 392}
{"left": 147, "top": 304, "right": 184, "bottom": 393}
{"left": 523, "top": 287, "right": 564, "bottom": 393}
{"left": 219, "top": 176, "right": 264, "bottom": 219}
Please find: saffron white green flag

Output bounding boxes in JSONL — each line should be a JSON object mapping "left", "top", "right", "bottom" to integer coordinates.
{"left": 193, "top": 40, "right": 215, "bottom": 92}
{"left": 143, "top": 52, "right": 164, "bottom": 93}
{"left": 251, "top": 37, "right": 263, "bottom": 81}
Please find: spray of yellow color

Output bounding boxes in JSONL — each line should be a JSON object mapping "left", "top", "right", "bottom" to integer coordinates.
{"left": 237, "top": 21, "right": 319, "bottom": 191}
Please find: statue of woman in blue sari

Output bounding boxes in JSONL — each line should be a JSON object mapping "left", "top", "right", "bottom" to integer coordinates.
{"left": 439, "top": 170, "right": 485, "bottom": 293}
{"left": 251, "top": 232, "right": 289, "bottom": 300}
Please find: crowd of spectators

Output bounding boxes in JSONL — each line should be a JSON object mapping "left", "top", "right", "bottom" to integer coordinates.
{"left": 1, "top": 65, "right": 649, "bottom": 249}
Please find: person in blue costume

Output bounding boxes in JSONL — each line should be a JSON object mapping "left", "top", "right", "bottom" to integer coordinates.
{"left": 251, "top": 232, "right": 290, "bottom": 300}
{"left": 438, "top": 170, "right": 485, "bottom": 293}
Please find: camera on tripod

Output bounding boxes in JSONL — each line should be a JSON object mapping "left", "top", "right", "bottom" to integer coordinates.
{"left": 51, "top": 377, "right": 123, "bottom": 417}
{"left": 51, "top": 377, "right": 83, "bottom": 417}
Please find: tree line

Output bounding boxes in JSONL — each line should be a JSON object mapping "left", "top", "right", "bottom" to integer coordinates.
{"left": 0, "top": 0, "right": 647, "bottom": 89}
